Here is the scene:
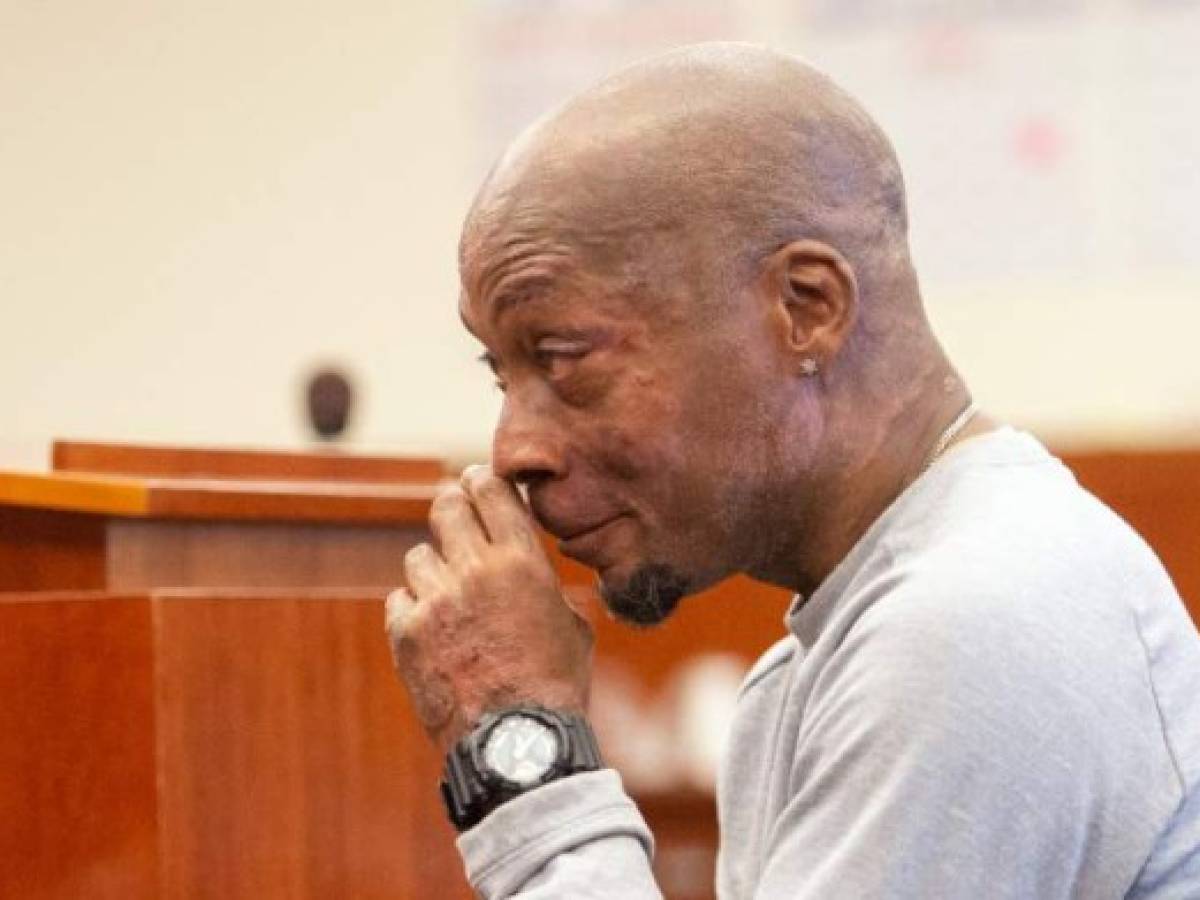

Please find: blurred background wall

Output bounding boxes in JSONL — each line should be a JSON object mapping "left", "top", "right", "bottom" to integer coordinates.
{"left": 3, "top": 0, "right": 1199, "bottom": 469}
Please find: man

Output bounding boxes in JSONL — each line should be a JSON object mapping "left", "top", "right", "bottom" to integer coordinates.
{"left": 386, "top": 43, "right": 1200, "bottom": 898}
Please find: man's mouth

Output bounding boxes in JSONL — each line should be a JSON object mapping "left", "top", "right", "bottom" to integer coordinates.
{"left": 555, "top": 514, "right": 625, "bottom": 563}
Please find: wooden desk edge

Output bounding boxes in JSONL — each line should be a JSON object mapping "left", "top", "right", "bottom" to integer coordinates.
{"left": 0, "top": 470, "right": 150, "bottom": 516}
{"left": 0, "top": 470, "right": 442, "bottom": 524}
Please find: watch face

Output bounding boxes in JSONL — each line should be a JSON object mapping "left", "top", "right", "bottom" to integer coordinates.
{"left": 483, "top": 714, "right": 560, "bottom": 787}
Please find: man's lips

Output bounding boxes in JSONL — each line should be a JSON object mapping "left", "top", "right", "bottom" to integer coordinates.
{"left": 551, "top": 514, "right": 625, "bottom": 562}
{"left": 530, "top": 501, "right": 620, "bottom": 542}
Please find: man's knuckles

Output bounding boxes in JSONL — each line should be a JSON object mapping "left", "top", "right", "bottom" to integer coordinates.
{"left": 388, "top": 598, "right": 472, "bottom": 656}
{"left": 466, "top": 469, "right": 513, "bottom": 505}
{"left": 402, "top": 542, "right": 437, "bottom": 577}
{"left": 429, "top": 485, "right": 470, "bottom": 518}
{"left": 384, "top": 588, "right": 414, "bottom": 632}
{"left": 459, "top": 463, "right": 495, "bottom": 492}
{"left": 466, "top": 545, "right": 556, "bottom": 591}
{"left": 452, "top": 552, "right": 531, "bottom": 598}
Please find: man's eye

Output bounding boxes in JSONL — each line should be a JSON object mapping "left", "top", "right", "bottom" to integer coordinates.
{"left": 534, "top": 338, "right": 589, "bottom": 373}
{"left": 475, "top": 352, "right": 508, "bottom": 392}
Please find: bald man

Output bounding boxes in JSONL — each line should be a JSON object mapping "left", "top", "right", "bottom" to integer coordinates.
{"left": 386, "top": 44, "right": 1200, "bottom": 898}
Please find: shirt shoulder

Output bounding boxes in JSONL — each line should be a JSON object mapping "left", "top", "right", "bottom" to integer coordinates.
{"left": 739, "top": 634, "right": 797, "bottom": 699}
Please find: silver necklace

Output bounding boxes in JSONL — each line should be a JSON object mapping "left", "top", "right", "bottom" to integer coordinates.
{"left": 922, "top": 400, "right": 980, "bottom": 472}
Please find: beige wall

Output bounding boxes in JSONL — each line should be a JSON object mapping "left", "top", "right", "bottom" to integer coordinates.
{"left": 3, "top": 1, "right": 1197, "bottom": 470}
{"left": 2, "top": 1, "right": 492, "bottom": 467}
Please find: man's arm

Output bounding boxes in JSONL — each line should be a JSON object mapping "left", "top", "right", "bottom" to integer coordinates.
{"left": 385, "top": 465, "right": 664, "bottom": 898}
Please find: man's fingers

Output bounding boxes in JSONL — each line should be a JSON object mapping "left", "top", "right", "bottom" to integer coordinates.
{"left": 403, "top": 542, "right": 450, "bottom": 598}
{"left": 428, "top": 484, "right": 488, "bottom": 564}
{"left": 385, "top": 587, "right": 416, "bottom": 635}
{"left": 461, "top": 464, "right": 537, "bottom": 547}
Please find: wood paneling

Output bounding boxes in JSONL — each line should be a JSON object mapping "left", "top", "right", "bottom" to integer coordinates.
{"left": 640, "top": 791, "right": 722, "bottom": 900}
{"left": 153, "top": 593, "right": 467, "bottom": 899}
{"left": 0, "top": 591, "right": 470, "bottom": 900}
{"left": 0, "top": 471, "right": 438, "bottom": 525}
{"left": 1063, "top": 450, "right": 1200, "bottom": 623}
{"left": 0, "top": 594, "right": 158, "bottom": 899}
{"left": 141, "top": 477, "right": 439, "bottom": 523}
{"left": 53, "top": 440, "right": 445, "bottom": 483}
{"left": 0, "top": 471, "right": 149, "bottom": 517}
{"left": 107, "top": 520, "right": 424, "bottom": 590}
{"left": 0, "top": 506, "right": 107, "bottom": 591}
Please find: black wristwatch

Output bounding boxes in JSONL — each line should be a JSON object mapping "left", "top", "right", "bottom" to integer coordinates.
{"left": 440, "top": 705, "right": 603, "bottom": 832}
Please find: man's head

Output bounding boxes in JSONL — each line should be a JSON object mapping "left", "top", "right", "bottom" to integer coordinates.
{"left": 458, "top": 43, "right": 951, "bottom": 624}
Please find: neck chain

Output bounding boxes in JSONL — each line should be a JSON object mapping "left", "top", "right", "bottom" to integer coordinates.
{"left": 921, "top": 400, "right": 980, "bottom": 473}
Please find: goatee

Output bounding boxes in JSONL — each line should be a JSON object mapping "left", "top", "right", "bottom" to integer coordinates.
{"left": 600, "top": 563, "right": 690, "bottom": 627}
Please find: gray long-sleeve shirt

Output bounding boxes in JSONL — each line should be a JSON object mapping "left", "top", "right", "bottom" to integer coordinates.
{"left": 459, "top": 429, "right": 1200, "bottom": 898}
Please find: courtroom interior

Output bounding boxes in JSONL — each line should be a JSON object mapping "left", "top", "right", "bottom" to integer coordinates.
{"left": 3, "top": 3, "right": 1199, "bottom": 899}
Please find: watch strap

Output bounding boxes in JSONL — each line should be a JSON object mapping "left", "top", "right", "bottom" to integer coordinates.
{"left": 440, "top": 706, "right": 603, "bottom": 832}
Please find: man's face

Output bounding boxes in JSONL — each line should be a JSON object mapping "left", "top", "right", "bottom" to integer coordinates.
{"left": 460, "top": 228, "right": 788, "bottom": 626}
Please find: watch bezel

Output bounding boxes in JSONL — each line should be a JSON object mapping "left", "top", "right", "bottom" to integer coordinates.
{"left": 473, "top": 707, "right": 568, "bottom": 792}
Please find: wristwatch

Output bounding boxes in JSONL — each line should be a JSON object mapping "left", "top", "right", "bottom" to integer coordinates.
{"left": 440, "top": 705, "right": 603, "bottom": 832}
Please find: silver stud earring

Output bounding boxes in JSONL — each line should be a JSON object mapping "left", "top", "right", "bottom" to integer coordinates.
{"left": 801, "top": 358, "right": 819, "bottom": 377}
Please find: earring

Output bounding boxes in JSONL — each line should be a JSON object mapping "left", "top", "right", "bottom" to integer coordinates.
{"left": 801, "top": 358, "right": 819, "bottom": 377}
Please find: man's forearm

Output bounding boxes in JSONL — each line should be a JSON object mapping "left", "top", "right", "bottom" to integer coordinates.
{"left": 458, "top": 770, "right": 663, "bottom": 899}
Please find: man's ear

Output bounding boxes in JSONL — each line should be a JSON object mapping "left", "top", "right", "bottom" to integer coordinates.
{"left": 762, "top": 240, "right": 859, "bottom": 376}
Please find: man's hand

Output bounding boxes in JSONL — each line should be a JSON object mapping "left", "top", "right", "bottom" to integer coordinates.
{"left": 385, "top": 465, "right": 594, "bottom": 753}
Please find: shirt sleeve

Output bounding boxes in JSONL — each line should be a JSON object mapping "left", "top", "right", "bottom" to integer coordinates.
{"left": 457, "top": 768, "right": 664, "bottom": 899}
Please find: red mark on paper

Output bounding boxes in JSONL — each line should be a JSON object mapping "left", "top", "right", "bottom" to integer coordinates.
{"left": 1014, "top": 117, "right": 1067, "bottom": 170}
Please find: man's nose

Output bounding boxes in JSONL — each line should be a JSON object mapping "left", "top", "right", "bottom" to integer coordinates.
{"left": 492, "top": 394, "right": 566, "bottom": 487}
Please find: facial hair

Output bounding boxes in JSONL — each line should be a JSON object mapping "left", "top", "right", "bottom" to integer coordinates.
{"left": 599, "top": 562, "right": 691, "bottom": 627}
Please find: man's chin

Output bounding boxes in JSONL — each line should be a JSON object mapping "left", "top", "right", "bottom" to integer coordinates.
{"left": 598, "top": 562, "right": 692, "bottom": 627}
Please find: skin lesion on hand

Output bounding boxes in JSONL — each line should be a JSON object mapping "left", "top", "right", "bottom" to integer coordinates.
{"left": 386, "top": 465, "right": 596, "bottom": 750}
{"left": 397, "top": 663, "right": 458, "bottom": 747}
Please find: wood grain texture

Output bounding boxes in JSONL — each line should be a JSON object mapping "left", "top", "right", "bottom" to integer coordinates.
{"left": 0, "top": 471, "right": 149, "bottom": 517}
{"left": 0, "top": 506, "right": 108, "bottom": 591}
{"left": 639, "top": 791, "right": 721, "bottom": 900}
{"left": 153, "top": 594, "right": 469, "bottom": 900}
{"left": 53, "top": 440, "right": 445, "bottom": 483}
{"left": 0, "top": 594, "right": 158, "bottom": 899}
{"left": 107, "top": 520, "right": 425, "bottom": 590}
{"left": 0, "top": 471, "right": 439, "bottom": 525}
{"left": 140, "top": 476, "right": 439, "bottom": 523}
{"left": 0, "top": 591, "right": 471, "bottom": 899}
{"left": 1063, "top": 450, "right": 1200, "bottom": 623}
